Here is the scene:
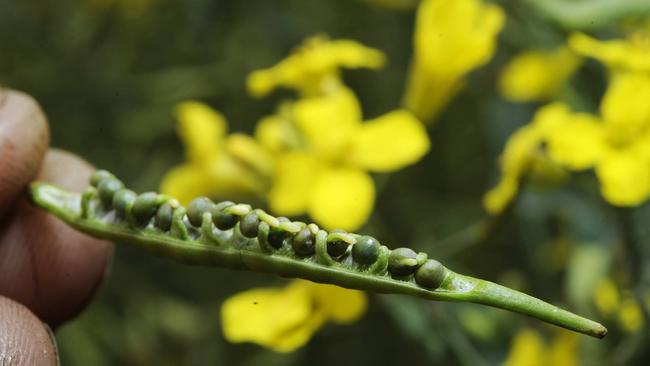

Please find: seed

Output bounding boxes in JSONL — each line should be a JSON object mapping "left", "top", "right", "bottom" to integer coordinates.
{"left": 112, "top": 189, "right": 136, "bottom": 218}
{"left": 156, "top": 203, "right": 174, "bottom": 231}
{"left": 240, "top": 212, "right": 260, "bottom": 238}
{"left": 327, "top": 229, "right": 349, "bottom": 257}
{"left": 268, "top": 217, "right": 290, "bottom": 249}
{"left": 90, "top": 170, "right": 113, "bottom": 187}
{"left": 211, "top": 201, "right": 238, "bottom": 230}
{"left": 187, "top": 197, "right": 214, "bottom": 227}
{"left": 415, "top": 259, "right": 447, "bottom": 289}
{"left": 292, "top": 227, "right": 315, "bottom": 256}
{"left": 352, "top": 235, "right": 380, "bottom": 265}
{"left": 98, "top": 178, "right": 124, "bottom": 208}
{"left": 131, "top": 192, "right": 159, "bottom": 225}
{"left": 388, "top": 247, "right": 419, "bottom": 275}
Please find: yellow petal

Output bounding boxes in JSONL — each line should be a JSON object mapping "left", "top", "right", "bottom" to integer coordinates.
{"left": 548, "top": 330, "right": 579, "bottom": 366}
{"left": 593, "top": 278, "right": 620, "bottom": 316}
{"left": 349, "top": 110, "right": 430, "bottom": 172}
{"left": 225, "top": 133, "right": 275, "bottom": 177}
{"left": 309, "top": 167, "right": 374, "bottom": 231}
{"left": 499, "top": 124, "right": 541, "bottom": 177}
{"left": 247, "top": 36, "right": 385, "bottom": 97}
{"left": 404, "top": 0, "right": 504, "bottom": 121}
{"left": 160, "top": 159, "right": 266, "bottom": 205}
{"left": 265, "top": 310, "right": 327, "bottom": 353}
{"left": 175, "top": 101, "right": 226, "bottom": 163}
{"left": 413, "top": 0, "right": 504, "bottom": 77}
{"left": 255, "top": 114, "right": 294, "bottom": 153}
{"left": 302, "top": 281, "right": 367, "bottom": 324}
{"left": 569, "top": 32, "right": 650, "bottom": 73}
{"left": 268, "top": 152, "right": 320, "bottom": 216}
{"left": 499, "top": 47, "right": 581, "bottom": 102}
{"left": 502, "top": 329, "right": 546, "bottom": 366}
{"left": 220, "top": 283, "right": 314, "bottom": 350}
{"left": 529, "top": 102, "right": 571, "bottom": 136}
{"left": 292, "top": 88, "right": 362, "bottom": 159}
{"left": 600, "top": 73, "right": 650, "bottom": 144}
{"left": 545, "top": 113, "right": 605, "bottom": 170}
{"left": 160, "top": 164, "right": 217, "bottom": 205}
{"left": 595, "top": 149, "right": 650, "bottom": 206}
{"left": 618, "top": 297, "right": 644, "bottom": 332}
{"left": 483, "top": 174, "right": 518, "bottom": 215}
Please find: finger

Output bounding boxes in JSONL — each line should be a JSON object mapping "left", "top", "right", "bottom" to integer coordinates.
{"left": 0, "top": 89, "right": 50, "bottom": 218}
{"left": 0, "top": 295, "right": 58, "bottom": 366}
{"left": 0, "top": 149, "right": 113, "bottom": 327}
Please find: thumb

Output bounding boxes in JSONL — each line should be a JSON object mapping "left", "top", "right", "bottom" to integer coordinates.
{"left": 0, "top": 295, "right": 58, "bottom": 365}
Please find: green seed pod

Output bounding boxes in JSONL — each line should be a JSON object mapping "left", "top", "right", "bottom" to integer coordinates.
{"left": 415, "top": 259, "right": 447, "bottom": 288}
{"left": 240, "top": 212, "right": 260, "bottom": 238}
{"left": 112, "top": 189, "right": 136, "bottom": 218}
{"left": 187, "top": 197, "right": 214, "bottom": 227}
{"left": 211, "top": 201, "right": 238, "bottom": 230}
{"left": 327, "top": 229, "right": 349, "bottom": 257}
{"left": 131, "top": 192, "right": 159, "bottom": 225}
{"left": 90, "top": 170, "right": 113, "bottom": 187}
{"left": 388, "top": 247, "right": 419, "bottom": 275}
{"left": 292, "top": 227, "right": 315, "bottom": 256}
{"left": 156, "top": 203, "right": 174, "bottom": 231}
{"left": 352, "top": 235, "right": 380, "bottom": 265}
{"left": 98, "top": 178, "right": 124, "bottom": 208}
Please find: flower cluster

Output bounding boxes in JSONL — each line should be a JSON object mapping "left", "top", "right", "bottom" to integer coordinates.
{"left": 485, "top": 24, "right": 650, "bottom": 213}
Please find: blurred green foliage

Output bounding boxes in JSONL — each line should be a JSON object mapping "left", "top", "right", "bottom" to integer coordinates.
{"left": 2, "top": 0, "right": 650, "bottom": 365}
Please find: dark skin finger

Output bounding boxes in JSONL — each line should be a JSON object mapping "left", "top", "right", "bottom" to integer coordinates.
{"left": 0, "top": 149, "right": 114, "bottom": 327}
{"left": 0, "top": 89, "right": 113, "bottom": 331}
{"left": 0, "top": 295, "right": 58, "bottom": 366}
{"left": 0, "top": 89, "right": 49, "bottom": 218}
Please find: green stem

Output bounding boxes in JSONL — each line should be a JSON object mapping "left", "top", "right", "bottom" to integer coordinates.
{"left": 525, "top": 0, "right": 650, "bottom": 30}
{"left": 29, "top": 182, "right": 607, "bottom": 338}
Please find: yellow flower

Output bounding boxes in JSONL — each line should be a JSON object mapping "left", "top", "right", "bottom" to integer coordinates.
{"left": 502, "top": 328, "right": 579, "bottom": 366}
{"left": 247, "top": 35, "right": 385, "bottom": 98}
{"left": 499, "top": 47, "right": 581, "bottom": 102}
{"left": 483, "top": 103, "right": 570, "bottom": 214}
{"left": 402, "top": 0, "right": 504, "bottom": 121}
{"left": 160, "top": 101, "right": 273, "bottom": 204}
{"left": 569, "top": 24, "right": 650, "bottom": 73}
{"left": 546, "top": 73, "right": 650, "bottom": 206}
{"left": 261, "top": 88, "right": 430, "bottom": 230}
{"left": 593, "top": 278, "right": 644, "bottom": 332}
{"left": 486, "top": 72, "right": 650, "bottom": 213}
{"left": 220, "top": 280, "right": 366, "bottom": 352}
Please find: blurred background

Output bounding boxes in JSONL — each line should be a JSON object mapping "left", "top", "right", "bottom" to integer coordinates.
{"left": 2, "top": 0, "right": 650, "bottom": 364}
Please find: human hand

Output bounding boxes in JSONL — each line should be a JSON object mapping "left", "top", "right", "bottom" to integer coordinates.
{"left": 0, "top": 89, "right": 112, "bottom": 365}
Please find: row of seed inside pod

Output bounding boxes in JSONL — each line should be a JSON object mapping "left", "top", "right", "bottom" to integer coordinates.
{"left": 90, "top": 170, "right": 448, "bottom": 289}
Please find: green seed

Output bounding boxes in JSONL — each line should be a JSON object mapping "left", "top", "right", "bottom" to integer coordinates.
{"left": 292, "top": 227, "right": 315, "bottom": 256}
{"left": 415, "top": 259, "right": 447, "bottom": 288}
{"left": 156, "top": 203, "right": 173, "bottom": 231}
{"left": 268, "top": 217, "right": 290, "bottom": 249}
{"left": 131, "top": 192, "right": 159, "bottom": 225}
{"left": 240, "top": 212, "right": 260, "bottom": 238}
{"left": 211, "top": 201, "right": 237, "bottom": 230}
{"left": 112, "top": 189, "right": 136, "bottom": 218}
{"left": 90, "top": 170, "right": 113, "bottom": 187}
{"left": 352, "top": 236, "right": 380, "bottom": 265}
{"left": 187, "top": 197, "right": 214, "bottom": 227}
{"left": 327, "top": 229, "right": 349, "bottom": 257}
{"left": 268, "top": 230, "right": 288, "bottom": 249}
{"left": 98, "top": 178, "right": 124, "bottom": 208}
{"left": 388, "top": 247, "right": 419, "bottom": 275}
